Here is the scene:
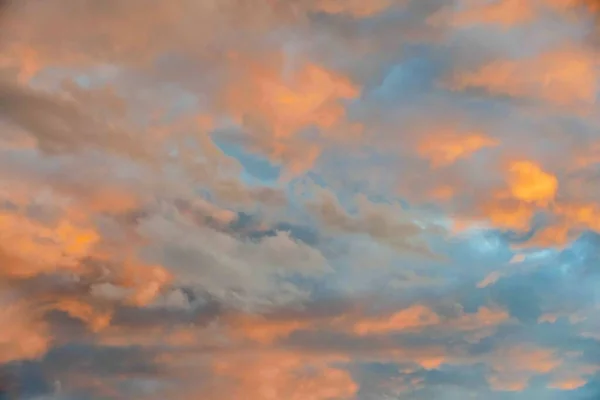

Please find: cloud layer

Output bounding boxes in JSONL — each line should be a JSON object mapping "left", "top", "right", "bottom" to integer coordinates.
{"left": 0, "top": 0, "right": 599, "bottom": 398}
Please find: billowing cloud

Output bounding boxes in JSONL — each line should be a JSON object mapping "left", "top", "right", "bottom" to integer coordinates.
{"left": 506, "top": 160, "right": 558, "bottom": 205}
{"left": 1, "top": 0, "right": 600, "bottom": 398}
{"left": 218, "top": 53, "right": 359, "bottom": 173}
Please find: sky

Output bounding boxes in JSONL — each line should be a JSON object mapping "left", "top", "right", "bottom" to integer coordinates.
{"left": 0, "top": 0, "right": 599, "bottom": 399}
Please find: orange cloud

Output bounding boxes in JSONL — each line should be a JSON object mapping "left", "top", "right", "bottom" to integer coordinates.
{"left": 81, "top": 186, "right": 140, "bottom": 214}
{"left": 428, "top": 184, "right": 456, "bottom": 201}
{"left": 545, "top": 0, "right": 600, "bottom": 12}
{"left": 450, "top": 306, "right": 510, "bottom": 331}
{"left": 439, "top": 0, "right": 598, "bottom": 28}
{"left": 478, "top": 197, "right": 536, "bottom": 231}
{"left": 1, "top": 0, "right": 599, "bottom": 397}
{"left": 507, "top": 160, "right": 558, "bottom": 205}
{"left": 555, "top": 202, "right": 600, "bottom": 231}
{"left": 221, "top": 53, "right": 359, "bottom": 172}
{"left": 517, "top": 201, "right": 600, "bottom": 248}
{"left": 524, "top": 223, "right": 571, "bottom": 248}
{"left": 0, "top": 45, "right": 42, "bottom": 83}
{"left": 353, "top": 304, "right": 440, "bottom": 335}
{"left": 549, "top": 377, "right": 587, "bottom": 390}
{"left": 0, "top": 44, "right": 38, "bottom": 83}
{"left": 52, "top": 298, "right": 112, "bottom": 333}
{"left": 417, "top": 130, "right": 498, "bottom": 167}
{"left": 0, "top": 211, "right": 99, "bottom": 278}
{"left": 386, "top": 346, "right": 450, "bottom": 370}
{"left": 499, "top": 347, "right": 562, "bottom": 373}
{"left": 486, "top": 346, "right": 562, "bottom": 391}
{"left": 487, "top": 374, "right": 530, "bottom": 392}
{"left": 224, "top": 54, "right": 358, "bottom": 138}
{"left": 454, "top": 157, "right": 600, "bottom": 248}
{"left": 228, "top": 314, "right": 312, "bottom": 344}
{"left": 98, "top": 324, "right": 206, "bottom": 348}
{"left": 0, "top": 298, "right": 50, "bottom": 363}
{"left": 99, "top": 260, "right": 174, "bottom": 308}
{"left": 310, "top": 0, "right": 395, "bottom": 16}
{"left": 458, "top": 160, "right": 556, "bottom": 233}
{"left": 547, "top": 363, "right": 600, "bottom": 391}
{"left": 352, "top": 304, "right": 510, "bottom": 338}
{"left": 0, "top": 0, "right": 185, "bottom": 69}
{"left": 209, "top": 351, "right": 357, "bottom": 400}
{"left": 451, "top": 0, "right": 536, "bottom": 27}
{"left": 448, "top": 46, "right": 598, "bottom": 108}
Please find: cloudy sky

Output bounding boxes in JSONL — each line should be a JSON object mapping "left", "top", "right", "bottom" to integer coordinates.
{"left": 0, "top": 0, "right": 599, "bottom": 398}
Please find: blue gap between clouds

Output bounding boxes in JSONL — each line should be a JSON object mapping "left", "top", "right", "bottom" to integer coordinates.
{"left": 212, "top": 137, "right": 281, "bottom": 185}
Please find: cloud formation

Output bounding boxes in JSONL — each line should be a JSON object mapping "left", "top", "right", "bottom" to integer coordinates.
{"left": 0, "top": 0, "right": 599, "bottom": 399}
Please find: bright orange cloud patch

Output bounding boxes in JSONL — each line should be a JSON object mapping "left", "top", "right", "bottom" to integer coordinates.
{"left": 0, "top": 211, "right": 99, "bottom": 278}
{"left": 507, "top": 160, "right": 558, "bottom": 205}
{"left": 222, "top": 53, "right": 359, "bottom": 173}
{"left": 476, "top": 197, "right": 536, "bottom": 231}
{"left": 457, "top": 160, "right": 557, "bottom": 234}
{"left": 224, "top": 55, "right": 359, "bottom": 136}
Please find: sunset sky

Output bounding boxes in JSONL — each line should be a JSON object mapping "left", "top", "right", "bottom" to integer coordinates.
{"left": 0, "top": 0, "right": 600, "bottom": 398}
